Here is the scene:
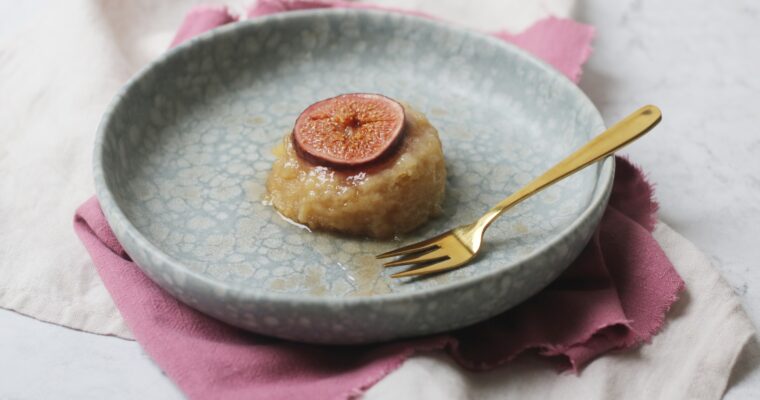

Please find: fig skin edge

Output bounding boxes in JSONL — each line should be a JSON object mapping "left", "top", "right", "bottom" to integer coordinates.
{"left": 291, "top": 93, "right": 407, "bottom": 169}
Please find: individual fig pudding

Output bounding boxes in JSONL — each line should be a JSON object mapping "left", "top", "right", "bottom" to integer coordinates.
{"left": 266, "top": 93, "right": 446, "bottom": 239}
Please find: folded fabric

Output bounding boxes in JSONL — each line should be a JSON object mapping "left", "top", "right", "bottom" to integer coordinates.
{"left": 73, "top": 1, "right": 684, "bottom": 399}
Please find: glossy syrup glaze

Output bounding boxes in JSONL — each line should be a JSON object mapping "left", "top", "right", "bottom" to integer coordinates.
{"left": 266, "top": 103, "right": 447, "bottom": 239}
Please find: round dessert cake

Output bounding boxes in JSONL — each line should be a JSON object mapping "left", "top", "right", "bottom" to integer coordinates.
{"left": 266, "top": 93, "right": 446, "bottom": 238}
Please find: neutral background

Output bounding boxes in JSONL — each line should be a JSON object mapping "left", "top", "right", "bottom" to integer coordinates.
{"left": 1, "top": 0, "right": 759, "bottom": 398}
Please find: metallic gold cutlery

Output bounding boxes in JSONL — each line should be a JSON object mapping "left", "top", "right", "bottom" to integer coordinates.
{"left": 377, "top": 105, "right": 662, "bottom": 278}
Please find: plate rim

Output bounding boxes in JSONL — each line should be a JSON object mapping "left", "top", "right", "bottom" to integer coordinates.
{"left": 93, "top": 8, "right": 615, "bottom": 306}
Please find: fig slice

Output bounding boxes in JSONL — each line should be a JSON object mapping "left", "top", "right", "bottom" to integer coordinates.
{"left": 292, "top": 93, "right": 406, "bottom": 168}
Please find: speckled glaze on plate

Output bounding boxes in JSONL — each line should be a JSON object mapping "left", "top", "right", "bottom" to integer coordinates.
{"left": 94, "top": 9, "right": 613, "bottom": 344}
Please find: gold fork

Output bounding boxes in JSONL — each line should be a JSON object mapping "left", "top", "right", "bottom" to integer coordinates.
{"left": 377, "top": 105, "right": 662, "bottom": 278}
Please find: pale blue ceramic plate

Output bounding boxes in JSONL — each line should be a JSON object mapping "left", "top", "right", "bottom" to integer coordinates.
{"left": 94, "top": 9, "right": 613, "bottom": 344}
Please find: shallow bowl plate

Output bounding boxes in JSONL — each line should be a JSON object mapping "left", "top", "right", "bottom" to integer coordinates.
{"left": 95, "top": 9, "right": 613, "bottom": 344}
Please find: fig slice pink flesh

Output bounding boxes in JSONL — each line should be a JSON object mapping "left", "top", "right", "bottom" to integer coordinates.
{"left": 292, "top": 93, "right": 406, "bottom": 168}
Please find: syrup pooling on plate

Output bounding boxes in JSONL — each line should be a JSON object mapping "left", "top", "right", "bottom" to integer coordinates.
{"left": 244, "top": 203, "right": 456, "bottom": 297}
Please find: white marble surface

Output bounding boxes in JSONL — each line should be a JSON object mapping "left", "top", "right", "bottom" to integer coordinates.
{"left": 2, "top": 0, "right": 759, "bottom": 399}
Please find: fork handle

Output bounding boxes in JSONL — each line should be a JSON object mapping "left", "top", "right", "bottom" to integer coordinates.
{"left": 477, "top": 105, "right": 662, "bottom": 230}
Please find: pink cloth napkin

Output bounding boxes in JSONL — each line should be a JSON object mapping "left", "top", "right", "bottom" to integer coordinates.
{"left": 74, "top": 1, "right": 685, "bottom": 399}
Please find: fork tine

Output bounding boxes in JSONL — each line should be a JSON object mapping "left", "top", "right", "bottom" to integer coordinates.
{"left": 382, "top": 247, "right": 449, "bottom": 268}
{"left": 375, "top": 230, "right": 451, "bottom": 259}
{"left": 391, "top": 257, "right": 468, "bottom": 278}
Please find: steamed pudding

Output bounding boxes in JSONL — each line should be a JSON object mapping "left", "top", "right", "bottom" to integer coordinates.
{"left": 266, "top": 93, "right": 446, "bottom": 238}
